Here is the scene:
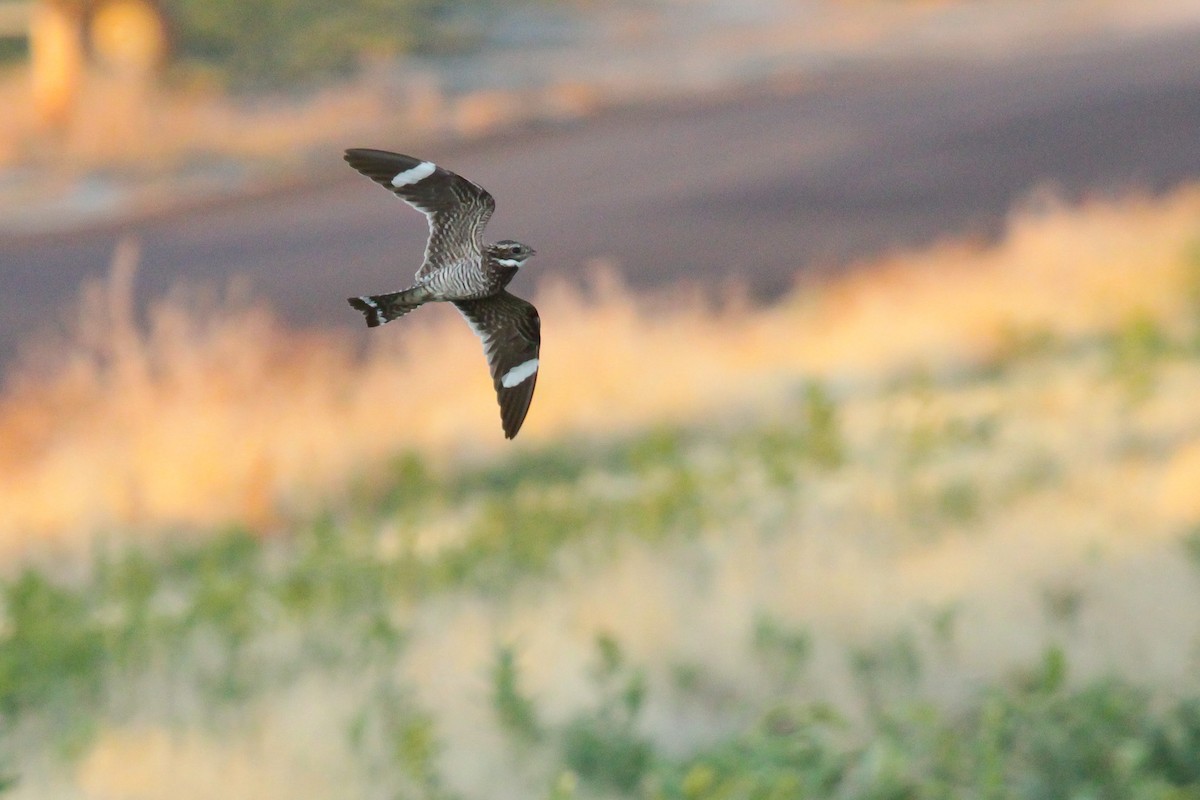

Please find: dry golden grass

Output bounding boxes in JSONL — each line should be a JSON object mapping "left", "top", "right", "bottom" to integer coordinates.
{"left": 76, "top": 722, "right": 357, "bottom": 800}
{"left": 1, "top": 63, "right": 599, "bottom": 178}
{"left": 5, "top": 185, "right": 1200, "bottom": 800}
{"left": 2, "top": 188, "right": 1199, "bottom": 553}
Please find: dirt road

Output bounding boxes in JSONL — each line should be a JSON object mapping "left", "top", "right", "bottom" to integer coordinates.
{"left": 3, "top": 29, "right": 1199, "bottom": 365}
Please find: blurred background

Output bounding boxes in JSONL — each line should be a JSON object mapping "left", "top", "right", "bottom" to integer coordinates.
{"left": 2, "top": 0, "right": 1200, "bottom": 797}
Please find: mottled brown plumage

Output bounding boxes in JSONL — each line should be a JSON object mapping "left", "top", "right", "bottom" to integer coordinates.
{"left": 343, "top": 149, "right": 541, "bottom": 439}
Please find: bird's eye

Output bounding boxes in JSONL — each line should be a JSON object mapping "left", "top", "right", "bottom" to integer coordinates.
{"left": 511, "top": 245, "right": 523, "bottom": 254}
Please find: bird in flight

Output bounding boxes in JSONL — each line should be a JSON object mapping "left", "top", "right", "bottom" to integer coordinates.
{"left": 343, "top": 148, "right": 541, "bottom": 439}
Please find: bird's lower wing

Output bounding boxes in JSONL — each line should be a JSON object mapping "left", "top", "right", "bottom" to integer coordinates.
{"left": 453, "top": 292, "right": 541, "bottom": 439}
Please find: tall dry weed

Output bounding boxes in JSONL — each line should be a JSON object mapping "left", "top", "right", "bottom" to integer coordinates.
{"left": 1, "top": 188, "right": 1199, "bottom": 550}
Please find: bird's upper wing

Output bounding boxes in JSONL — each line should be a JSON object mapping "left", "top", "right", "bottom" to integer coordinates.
{"left": 453, "top": 291, "right": 541, "bottom": 439}
{"left": 344, "top": 148, "right": 496, "bottom": 281}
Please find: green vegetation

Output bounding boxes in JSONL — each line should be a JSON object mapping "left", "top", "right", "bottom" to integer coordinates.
{"left": 0, "top": 37, "right": 26, "bottom": 66}
{"left": 3, "top": 300, "right": 1200, "bottom": 798}
{"left": 491, "top": 644, "right": 543, "bottom": 745}
{"left": 650, "top": 647, "right": 1200, "bottom": 800}
{"left": 168, "top": 0, "right": 493, "bottom": 89}
{"left": 560, "top": 635, "right": 653, "bottom": 795}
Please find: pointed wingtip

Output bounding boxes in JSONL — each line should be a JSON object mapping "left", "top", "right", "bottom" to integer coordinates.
{"left": 502, "top": 406, "right": 523, "bottom": 439}
{"left": 500, "top": 389, "right": 533, "bottom": 439}
{"left": 501, "top": 398, "right": 526, "bottom": 439}
{"left": 344, "top": 148, "right": 384, "bottom": 171}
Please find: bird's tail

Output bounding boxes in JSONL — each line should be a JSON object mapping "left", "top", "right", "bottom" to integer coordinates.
{"left": 347, "top": 288, "right": 429, "bottom": 328}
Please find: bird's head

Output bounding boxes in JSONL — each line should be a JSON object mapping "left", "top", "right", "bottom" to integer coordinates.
{"left": 489, "top": 240, "right": 537, "bottom": 269}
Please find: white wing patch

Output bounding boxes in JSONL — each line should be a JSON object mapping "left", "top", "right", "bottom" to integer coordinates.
{"left": 501, "top": 358, "right": 539, "bottom": 388}
{"left": 391, "top": 161, "right": 436, "bottom": 187}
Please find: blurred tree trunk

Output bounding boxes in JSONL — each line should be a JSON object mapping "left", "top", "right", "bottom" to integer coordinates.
{"left": 85, "top": 0, "right": 170, "bottom": 164}
{"left": 29, "top": 0, "right": 86, "bottom": 131}
{"left": 89, "top": 0, "right": 169, "bottom": 76}
{"left": 29, "top": 0, "right": 168, "bottom": 135}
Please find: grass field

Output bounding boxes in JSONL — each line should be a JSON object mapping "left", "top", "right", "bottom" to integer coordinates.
{"left": 1, "top": 189, "right": 1200, "bottom": 797}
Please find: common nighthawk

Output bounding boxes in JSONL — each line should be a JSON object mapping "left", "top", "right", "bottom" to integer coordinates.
{"left": 343, "top": 148, "right": 540, "bottom": 439}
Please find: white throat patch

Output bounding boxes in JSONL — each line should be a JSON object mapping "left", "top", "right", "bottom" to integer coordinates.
{"left": 500, "top": 358, "right": 539, "bottom": 388}
{"left": 391, "top": 161, "right": 436, "bottom": 187}
{"left": 495, "top": 258, "right": 522, "bottom": 268}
